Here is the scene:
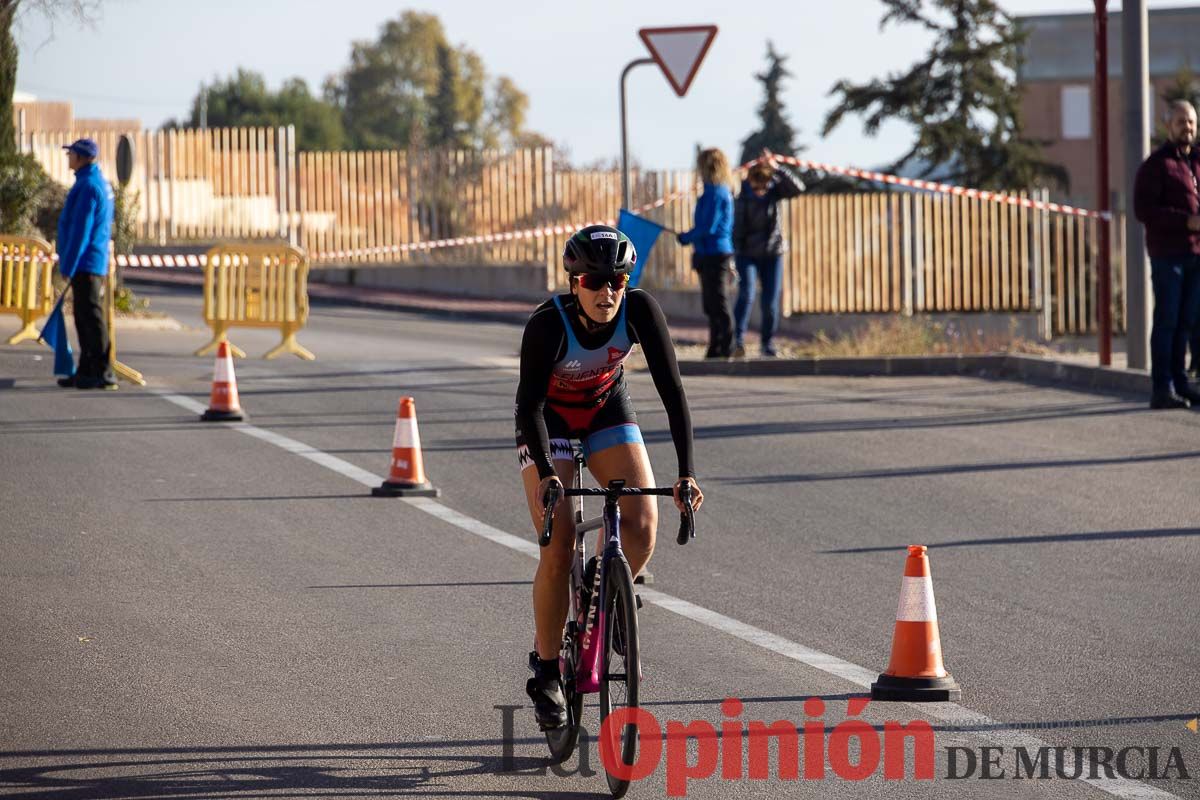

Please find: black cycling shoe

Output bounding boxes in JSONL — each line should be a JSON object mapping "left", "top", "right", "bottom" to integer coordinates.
{"left": 526, "top": 651, "right": 567, "bottom": 730}
{"left": 56, "top": 375, "right": 77, "bottom": 388}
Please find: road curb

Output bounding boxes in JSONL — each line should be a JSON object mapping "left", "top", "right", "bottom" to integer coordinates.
{"left": 679, "top": 353, "right": 1151, "bottom": 398}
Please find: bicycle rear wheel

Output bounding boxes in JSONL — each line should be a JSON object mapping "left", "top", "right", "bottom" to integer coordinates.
{"left": 599, "top": 556, "right": 640, "bottom": 798}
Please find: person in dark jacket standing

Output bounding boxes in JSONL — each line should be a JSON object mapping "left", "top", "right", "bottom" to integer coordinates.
{"left": 677, "top": 148, "right": 735, "bottom": 359}
{"left": 57, "top": 138, "right": 116, "bottom": 390}
{"left": 732, "top": 151, "right": 804, "bottom": 357}
{"left": 1133, "top": 100, "right": 1200, "bottom": 409}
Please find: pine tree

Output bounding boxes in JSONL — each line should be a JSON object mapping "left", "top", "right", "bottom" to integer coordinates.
{"left": 428, "top": 43, "right": 466, "bottom": 149}
{"left": 822, "top": 0, "right": 1065, "bottom": 191}
{"left": 739, "top": 42, "right": 799, "bottom": 165}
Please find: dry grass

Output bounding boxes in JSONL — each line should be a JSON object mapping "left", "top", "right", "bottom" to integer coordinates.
{"left": 674, "top": 316, "right": 1054, "bottom": 360}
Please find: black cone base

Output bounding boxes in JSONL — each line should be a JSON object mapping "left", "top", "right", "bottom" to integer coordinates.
{"left": 372, "top": 480, "right": 440, "bottom": 498}
{"left": 871, "top": 672, "right": 962, "bottom": 702}
{"left": 201, "top": 408, "right": 245, "bottom": 422}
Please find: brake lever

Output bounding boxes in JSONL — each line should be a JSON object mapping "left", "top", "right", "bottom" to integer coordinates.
{"left": 676, "top": 482, "right": 696, "bottom": 545}
{"left": 539, "top": 482, "right": 561, "bottom": 547}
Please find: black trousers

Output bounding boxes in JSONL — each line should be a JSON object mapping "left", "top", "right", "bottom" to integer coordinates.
{"left": 70, "top": 272, "right": 114, "bottom": 382}
{"left": 693, "top": 253, "right": 734, "bottom": 357}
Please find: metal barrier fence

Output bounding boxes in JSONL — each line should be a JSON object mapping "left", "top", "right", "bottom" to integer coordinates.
{"left": 0, "top": 235, "right": 143, "bottom": 384}
{"left": 0, "top": 236, "right": 55, "bottom": 344}
{"left": 106, "top": 263, "right": 145, "bottom": 386}
{"left": 196, "top": 242, "right": 312, "bottom": 360}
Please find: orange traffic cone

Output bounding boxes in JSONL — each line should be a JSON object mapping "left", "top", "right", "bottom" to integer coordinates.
{"left": 372, "top": 397, "right": 439, "bottom": 497}
{"left": 200, "top": 340, "right": 245, "bottom": 422}
{"left": 871, "top": 545, "right": 962, "bottom": 702}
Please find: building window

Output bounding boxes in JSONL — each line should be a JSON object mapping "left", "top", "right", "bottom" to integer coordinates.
{"left": 1062, "top": 85, "right": 1091, "bottom": 139}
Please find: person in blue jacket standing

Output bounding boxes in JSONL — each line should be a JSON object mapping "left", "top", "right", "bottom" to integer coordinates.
{"left": 677, "top": 148, "right": 735, "bottom": 359}
{"left": 57, "top": 138, "right": 116, "bottom": 389}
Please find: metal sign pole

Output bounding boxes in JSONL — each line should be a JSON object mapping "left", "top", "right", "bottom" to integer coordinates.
{"left": 620, "top": 58, "right": 654, "bottom": 211}
{"left": 1094, "top": 0, "right": 1113, "bottom": 366}
{"left": 1123, "top": 0, "right": 1150, "bottom": 370}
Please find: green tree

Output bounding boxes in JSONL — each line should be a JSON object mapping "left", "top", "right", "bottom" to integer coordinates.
{"left": 326, "top": 11, "right": 443, "bottom": 149}
{"left": 2, "top": 0, "right": 98, "bottom": 159}
{"left": 183, "top": 69, "right": 345, "bottom": 150}
{"left": 822, "top": 0, "right": 1065, "bottom": 191}
{"left": 1, "top": 1, "right": 98, "bottom": 231}
{"left": 1, "top": 1, "right": 17, "bottom": 161}
{"left": 739, "top": 41, "right": 799, "bottom": 165}
{"left": 325, "top": 10, "right": 535, "bottom": 150}
{"left": 489, "top": 76, "right": 529, "bottom": 149}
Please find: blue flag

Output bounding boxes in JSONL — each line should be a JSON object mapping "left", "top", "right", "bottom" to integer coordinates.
{"left": 617, "top": 209, "right": 667, "bottom": 288}
{"left": 38, "top": 292, "right": 76, "bottom": 377}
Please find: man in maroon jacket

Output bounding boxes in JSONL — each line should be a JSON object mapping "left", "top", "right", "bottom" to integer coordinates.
{"left": 1134, "top": 100, "right": 1200, "bottom": 409}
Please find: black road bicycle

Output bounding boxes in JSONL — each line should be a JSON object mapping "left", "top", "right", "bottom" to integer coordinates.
{"left": 538, "top": 449, "right": 695, "bottom": 798}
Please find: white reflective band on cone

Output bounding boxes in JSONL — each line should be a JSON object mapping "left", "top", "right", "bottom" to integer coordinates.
{"left": 214, "top": 355, "right": 234, "bottom": 383}
{"left": 895, "top": 575, "right": 937, "bottom": 622}
{"left": 392, "top": 417, "right": 419, "bottom": 449}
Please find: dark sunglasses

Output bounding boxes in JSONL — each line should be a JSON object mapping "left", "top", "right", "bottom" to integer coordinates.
{"left": 578, "top": 273, "right": 629, "bottom": 292}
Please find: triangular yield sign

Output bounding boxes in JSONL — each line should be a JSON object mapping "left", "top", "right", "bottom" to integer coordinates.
{"left": 638, "top": 25, "right": 718, "bottom": 97}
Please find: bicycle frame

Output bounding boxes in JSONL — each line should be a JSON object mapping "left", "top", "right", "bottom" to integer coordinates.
{"left": 574, "top": 474, "right": 627, "bottom": 694}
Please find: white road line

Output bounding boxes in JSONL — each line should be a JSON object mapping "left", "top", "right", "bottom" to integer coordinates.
{"left": 152, "top": 388, "right": 1179, "bottom": 799}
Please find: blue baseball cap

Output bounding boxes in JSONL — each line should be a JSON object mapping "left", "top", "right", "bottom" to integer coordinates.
{"left": 62, "top": 138, "right": 99, "bottom": 158}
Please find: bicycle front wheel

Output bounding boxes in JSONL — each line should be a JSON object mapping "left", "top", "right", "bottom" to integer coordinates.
{"left": 599, "top": 556, "right": 640, "bottom": 799}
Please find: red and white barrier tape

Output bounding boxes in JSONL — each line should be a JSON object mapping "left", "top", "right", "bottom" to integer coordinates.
{"left": 765, "top": 153, "right": 1111, "bottom": 221}
{"left": 308, "top": 186, "right": 695, "bottom": 262}
{"left": 116, "top": 253, "right": 204, "bottom": 268}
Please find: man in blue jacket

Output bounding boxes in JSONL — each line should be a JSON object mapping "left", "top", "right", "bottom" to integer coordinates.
{"left": 57, "top": 138, "right": 116, "bottom": 390}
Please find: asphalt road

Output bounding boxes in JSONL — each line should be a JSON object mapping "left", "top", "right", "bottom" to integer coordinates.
{"left": 1, "top": 283, "right": 1197, "bottom": 799}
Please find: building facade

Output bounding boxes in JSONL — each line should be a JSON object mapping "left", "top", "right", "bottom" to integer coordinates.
{"left": 1018, "top": 6, "right": 1200, "bottom": 209}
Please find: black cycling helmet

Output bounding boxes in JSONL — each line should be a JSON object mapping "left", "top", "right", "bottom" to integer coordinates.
{"left": 563, "top": 224, "right": 636, "bottom": 277}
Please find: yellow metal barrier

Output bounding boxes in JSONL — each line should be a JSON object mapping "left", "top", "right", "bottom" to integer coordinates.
{"left": 106, "top": 253, "right": 145, "bottom": 385}
{"left": 1, "top": 235, "right": 55, "bottom": 345}
{"left": 196, "top": 242, "right": 314, "bottom": 360}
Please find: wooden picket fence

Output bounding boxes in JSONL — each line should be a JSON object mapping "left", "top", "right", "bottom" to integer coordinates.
{"left": 23, "top": 124, "right": 1122, "bottom": 336}
{"left": 27, "top": 127, "right": 297, "bottom": 243}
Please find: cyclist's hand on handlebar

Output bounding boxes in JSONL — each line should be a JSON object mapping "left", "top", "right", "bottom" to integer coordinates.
{"left": 673, "top": 477, "right": 703, "bottom": 513}
{"left": 535, "top": 475, "right": 564, "bottom": 526}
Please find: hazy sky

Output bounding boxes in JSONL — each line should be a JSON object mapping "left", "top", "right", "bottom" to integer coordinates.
{"left": 13, "top": 1, "right": 1191, "bottom": 170}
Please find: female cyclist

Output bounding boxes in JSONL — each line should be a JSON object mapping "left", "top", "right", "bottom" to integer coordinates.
{"left": 515, "top": 224, "right": 703, "bottom": 729}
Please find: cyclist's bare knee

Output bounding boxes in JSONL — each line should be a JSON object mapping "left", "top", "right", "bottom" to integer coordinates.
{"left": 620, "top": 497, "right": 657, "bottom": 567}
{"left": 537, "top": 531, "right": 574, "bottom": 577}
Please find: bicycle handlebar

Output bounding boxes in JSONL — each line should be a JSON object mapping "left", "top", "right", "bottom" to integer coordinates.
{"left": 538, "top": 483, "right": 696, "bottom": 547}
{"left": 676, "top": 482, "right": 696, "bottom": 546}
{"left": 538, "top": 482, "right": 562, "bottom": 547}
